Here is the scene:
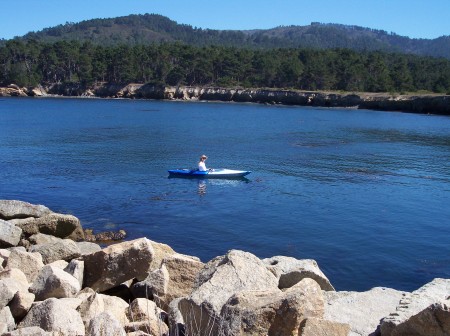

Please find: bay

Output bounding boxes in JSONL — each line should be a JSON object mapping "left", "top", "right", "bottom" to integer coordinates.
{"left": 1, "top": 97, "right": 449, "bottom": 291}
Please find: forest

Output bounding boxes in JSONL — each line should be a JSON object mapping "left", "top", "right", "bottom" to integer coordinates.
{"left": 1, "top": 39, "right": 449, "bottom": 94}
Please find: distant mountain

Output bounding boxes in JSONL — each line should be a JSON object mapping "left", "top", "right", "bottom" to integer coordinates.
{"left": 17, "top": 14, "right": 450, "bottom": 59}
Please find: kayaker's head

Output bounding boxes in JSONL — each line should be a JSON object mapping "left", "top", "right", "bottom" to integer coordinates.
{"left": 200, "top": 154, "right": 207, "bottom": 161}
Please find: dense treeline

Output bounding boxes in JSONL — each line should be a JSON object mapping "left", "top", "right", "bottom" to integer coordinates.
{"left": 1, "top": 39, "right": 449, "bottom": 93}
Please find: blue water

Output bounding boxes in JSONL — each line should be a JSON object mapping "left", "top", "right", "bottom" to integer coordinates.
{"left": 1, "top": 97, "right": 449, "bottom": 292}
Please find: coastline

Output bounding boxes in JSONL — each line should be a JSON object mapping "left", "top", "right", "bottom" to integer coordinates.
{"left": 0, "top": 199, "right": 449, "bottom": 335}
{"left": 1, "top": 83, "right": 449, "bottom": 115}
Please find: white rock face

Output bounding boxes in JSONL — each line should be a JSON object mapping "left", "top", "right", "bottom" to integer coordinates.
{"left": 0, "top": 220, "right": 22, "bottom": 248}
{"left": 18, "top": 298, "right": 85, "bottom": 335}
{"left": 0, "top": 200, "right": 52, "bottom": 220}
{"left": 263, "top": 255, "right": 335, "bottom": 291}
{"left": 323, "top": 286, "right": 407, "bottom": 336}
{"left": 380, "top": 278, "right": 450, "bottom": 336}
{"left": 29, "top": 265, "right": 81, "bottom": 300}
{"left": 83, "top": 238, "right": 158, "bottom": 292}
{"left": 5, "top": 249, "right": 44, "bottom": 283}
{"left": 86, "top": 312, "right": 126, "bottom": 336}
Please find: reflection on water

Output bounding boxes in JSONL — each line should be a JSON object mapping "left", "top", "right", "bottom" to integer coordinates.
{"left": 197, "top": 179, "right": 207, "bottom": 196}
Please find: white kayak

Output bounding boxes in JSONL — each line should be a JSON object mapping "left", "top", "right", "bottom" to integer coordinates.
{"left": 168, "top": 168, "right": 251, "bottom": 178}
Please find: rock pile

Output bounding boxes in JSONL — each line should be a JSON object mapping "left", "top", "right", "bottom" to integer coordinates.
{"left": 0, "top": 199, "right": 449, "bottom": 335}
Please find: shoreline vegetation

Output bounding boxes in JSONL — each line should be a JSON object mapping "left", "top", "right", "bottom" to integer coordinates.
{"left": 1, "top": 83, "right": 450, "bottom": 115}
{"left": 0, "top": 199, "right": 449, "bottom": 335}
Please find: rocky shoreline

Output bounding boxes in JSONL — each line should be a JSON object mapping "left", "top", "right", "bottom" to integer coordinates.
{"left": 1, "top": 83, "right": 449, "bottom": 115}
{"left": 0, "top": 199, "right": 449, "bottom": 336}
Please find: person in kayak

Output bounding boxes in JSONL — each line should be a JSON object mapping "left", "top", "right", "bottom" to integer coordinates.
{"left": 198, "top": 154, "right": 208, "bottom": 171}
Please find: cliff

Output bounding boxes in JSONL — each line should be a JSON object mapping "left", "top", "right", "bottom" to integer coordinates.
{"left": 1, "top": 83, "right": 449, "bottom": 115}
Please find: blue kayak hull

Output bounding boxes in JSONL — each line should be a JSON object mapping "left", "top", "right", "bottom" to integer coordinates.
{"left": 168, "top": 168, "right": 251, "bottom": 178}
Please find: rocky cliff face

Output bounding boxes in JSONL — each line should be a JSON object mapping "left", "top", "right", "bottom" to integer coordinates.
{"left": 2, "top": 83, "right": 449, "bottom": 115}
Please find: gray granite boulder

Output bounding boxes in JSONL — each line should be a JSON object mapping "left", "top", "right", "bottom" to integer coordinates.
{"left": 263, "top": 255, "right": 335, "bottom": 291}
{"left": 5, "top": 248, "right": 44, "bottom": 283}
{"left": 0, "top": 307, "right": 15, "bottom": 333}
{"left": 0, "top": 200, "right": 52, "bottom": 220}
{"left": 323, "top": 286, "right": 407, "bottom": 336}
{"left": 28, "top": 233, "right": 61, "bottom": 245}
{"left": 18, "top": 298, "right": 85, "bottom": 335}
{"left": 380, "top": 278, "right": 450, "bottom": 336}
{"left": 76, "top": 241, "right": 101, "bottom": 255}
{"left": 78, "top": 292, "right": 129, "bottom": 327}
{"left": 0, "top": 220, "right": 22, "bottom": 248}
{"left": 83, "top": 238, "right": 159, "bottom": 292}
{"left": 64, "top": 259, "right": 84, "bottom": 287}
{"left": 29, "top": 265, "right": 81, "bottom": 300}
{"left": 0, "top": 281, "right": 16, "bottom": 310}
{"left": 126, "top": 298, "right": 169, "bottom": 335}
{"left": 29, "top": 238, "right": 81, "bottom": 264}
{"left": 299, "top": 317, "right": 351, "bottom": 336}
{"left": 86, "top": 312, "right": 126, "bottom": 336}
{"left": 9, "top": 290, "right": 35, "bottom": 320}
{"left": 219, "top": 278, "right": 324, "bottom": 336}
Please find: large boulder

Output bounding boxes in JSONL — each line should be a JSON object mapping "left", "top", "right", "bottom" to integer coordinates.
{"left": 86, "top": 312, "right": 126, "bottom": 336}
{"left": 323, "top": 286, "right": 408, "bottom": 336}
{"left": 83, "top": 238, "right": 168, "bottom": 292}
{"left": 9, "top": 290, "right": 35, "bottom": 321}
{"left": 0, "top": 307, "right": 15, "bottom": 333}
{"left": 132, "top": 253, "right": 204, "bottom": 310}
{"left": 219, "top": 278, "right": 324, "bottom": 336}
{"left": 380, "top": 278, "right": 450, "bottom": 336}
{"left": 29, "top": 238, "right": 81, "bottom": 264}
{"left": 0, "top": 200, "right": 52, "bottom": 220}
{"left": 78, "top": 292, "right": 129, "bottom": 327}
{"left": 6, "top": 249, "right": 44, "bottom": 283}
{"left": 299, "top": 317, "right": 351, "bottom": 336}
{"left": 177, "top": 250, "right": 280, "bottom": 334}
{"left": 0, "top": 220, "right": 22, "bottom": 248}
{"left": 18, "top": 214, "right": 84, "bottom": 241}
{"left": 125, "top": 298, "right": 169, "bottom": 335}
{"left": 189, "top": 250, "right": 279, "bottom": 313}
{"left": 263, "top": 256, "right": 335, "bottom": 291}
{"left": 18, "top": 298, "right": 85, "bottom": 335}
{"left": 0, "top": 281, "right": 16, "bottom": 310}
{"left": 29, "top": 265, "right": 81, "bottom": 300}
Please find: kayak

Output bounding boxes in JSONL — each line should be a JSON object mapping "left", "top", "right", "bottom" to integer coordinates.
{"left": 168, "top": 168, "right": 251, "bottom": 178}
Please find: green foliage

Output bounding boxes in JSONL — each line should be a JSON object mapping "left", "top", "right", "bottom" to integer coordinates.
{"left": 0, "top": 39, "right": 449, "bottom": 94}
{"left": 17, "top": 14, "right": 450, "bottom": 59}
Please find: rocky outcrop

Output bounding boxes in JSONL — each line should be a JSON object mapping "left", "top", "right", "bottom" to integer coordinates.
{"left": 1, "top": 83, "right": 449, "bottom": 114}
{"left": 0, "top": 199, "right": 449, "bottom": 335}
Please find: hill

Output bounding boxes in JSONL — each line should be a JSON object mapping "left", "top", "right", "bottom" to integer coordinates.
{"left": 17, "top": 14, "right": 450, "bottom": 59}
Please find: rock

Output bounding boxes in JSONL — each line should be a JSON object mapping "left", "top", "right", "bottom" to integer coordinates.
{"left": 0, "top": 249, "right": 10, "bottom": 265}
{"left": 299, "top": 317, "right": 351, "bottom": 336}
{"left": 79, "top": 292, "right": 129, "bottom": 327}
{"left": 189, "top": 250, "right": 279, "bottom": 313}
{"left": 84, "top": 229, "right": 127, "bottom": 242}
{"left": 381, "top": 300, "right": 450, "bottom": 336}
{"left": 263, "top": 256, "right": 335, "bottom": 291}
{"left": 0, "top": 307, "right": 15, "bottom": 332}
{"left": 83, "top": 238, "right": 157, "bottom": 292}
{"left": 3, "top": 326, "right": 51, "bottom": 335}
{"left": 125, "top": 299, "right": 169, "bottom": 335}
{"left": 9, "top": 291, "right": 35, "bottom": 320}
{"left": 0, "top": 281, "right": 16, "bottom": 310}
{"left": 5, "top": 249, "right": 44, "bottom": 283}
{"left": 0, "top": 200, "right": 52, "bottom": 220}
{"left": 76, "top": 241, "right": 102, "bottom": 255}
{"left": 48, "top": 260, "right": 69, "bottom": 269}
{"left": 323, "top": 286, "right": 408, "bottom": 336}
{"left": 18, "top": 298, "right": 85, "bottom": 335}
{"left": 380, "top": 278, "right": 450, "bottom": 336}
{"left": 76, "top": 287, "right": 96, "bottom": 301}
{"left": 29, "top": 238, "right": 81, "bottom": 264}
{"left": 86, "top": 311, "right": 126, "bottom": 336}
{"left": 64, "top": 259, "right": 84, "bottom": 287}
{"left": 29, "top": 265, "right": 81, "bottom": 300}
{"left": 219, "top": 278, "right": 324, "bottom": 336}
{"left": 33, "top": 213, "right": 85, "bottom": 241}
{"left": 132, "top": 253, "right": 204, "bottom": 310}
{"left": 0, "top": 268, "right": 30, "bottom": 293}
{"left": 28, "top": 233, "right": 61, "bottom": 245}
{"left": 167, "top": 298, "right": 185, "bottom": 336}
{"left": 0, "top": 220, "right": 22, "bottom": 248}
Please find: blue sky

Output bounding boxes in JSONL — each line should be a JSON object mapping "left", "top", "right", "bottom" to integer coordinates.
{"left": 1, "top": 0, "right": 449, "bottom": 40}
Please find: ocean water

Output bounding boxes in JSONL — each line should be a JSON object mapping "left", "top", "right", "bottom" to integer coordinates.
{"left": 1, "top": 97, "right": 449, "bottom": 292}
